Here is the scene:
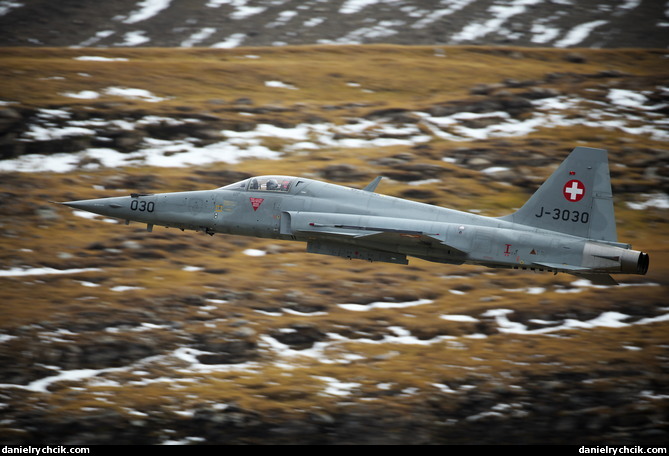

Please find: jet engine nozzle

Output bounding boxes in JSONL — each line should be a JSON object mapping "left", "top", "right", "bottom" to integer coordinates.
{"left": 620, "top": 249, "right": 649, "bottom": 275}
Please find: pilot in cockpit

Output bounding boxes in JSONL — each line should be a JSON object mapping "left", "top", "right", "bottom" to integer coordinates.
{"left": 266, "top": 179, "right": 279, "bottom": 190}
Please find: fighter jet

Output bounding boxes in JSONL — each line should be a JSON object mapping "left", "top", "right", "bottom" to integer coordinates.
{"left": 61, "top": 146, "right": 649, "bottom": 285}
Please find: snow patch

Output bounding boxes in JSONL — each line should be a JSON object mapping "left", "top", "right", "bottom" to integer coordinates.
{"left": 211, "top": 33, "right": 246, "bottom": 48}
{"left": 3, "top": 91, "right": 667, "bottom": 173}
{"left": 117, "top": 30, "right": 151, "bottom": 46}
{"left": 122, "top": 0, "right": 173, "bottom": 24}
{"left": 339, "top": 0, "right": 389, "bottom": 14}
{"left": 71, "top": 210, "right": 118, "bottom": 224}
{"left": 0, "top": 267, "right": 101, "bottom": 277}
{"left": 304, "top": 17, "right": 325, "bottom": 27}
{"left": 0, "top": 1, "right": 23, "bottom": 16}
{"left": 103, "top": 87, "right": 167, "bottom": 102}
{"left": 338, "top": 299, "right": 433, "bottom": 311}
{"left": 440, "top": 314, "right": 479, "bottom": 323}
{"left": 314, "top": 375, "right": 360, "bottom": 397}
{"left": 479, "top": 307, "right": 665, "bottom": 335}
{"left": 74, "top": 56, "right": 129, "bottom": 62}
{"left": 554, "top": 20, "right": 607, "bottom": 47}
{"left": 111, "top": 286, "right": 144, "bottom": 292}
{"left": 411, "top": 0, "right": 476, "bottom": 29}
{"left": 530, "top": 23, "right": 561, "bottom": 44}
{"left": 626, "top": 193, "right": 669, "bottom": 210}
{"left": 242, "top": 249, "right": 267, "bottom": 257}
{"left": 180, "top": 27, "right": 217, "bottom": 47}
{"left": 61, "top": 90, "right": 100, "bottom": 100}
{"left": 451, "top": 0, "right": 543, "bottom": 42}
{"left": 206, "top": 0, "right": 266, "bottom": 20}
{"left": 265, "top": 80, "right": 298, "bottom": 90}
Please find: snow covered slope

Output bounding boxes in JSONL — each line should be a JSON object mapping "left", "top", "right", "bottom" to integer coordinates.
{"left": 0, "top": 0, "right": 667, "bottom": 48}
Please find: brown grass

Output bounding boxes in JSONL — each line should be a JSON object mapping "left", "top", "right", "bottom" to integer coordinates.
{"left": 0, "top": 45, "right": 667, "bottom": 440}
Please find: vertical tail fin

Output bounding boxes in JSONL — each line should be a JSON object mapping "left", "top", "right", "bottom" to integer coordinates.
{"left": 500, "top": 147, "right": 618, "bottom": 242}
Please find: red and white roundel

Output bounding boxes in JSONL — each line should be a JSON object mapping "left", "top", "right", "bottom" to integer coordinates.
{"left": 563, "top": 179, "right": 585, "bottom": 202}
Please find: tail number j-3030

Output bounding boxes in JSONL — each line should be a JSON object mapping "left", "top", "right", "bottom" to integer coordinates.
{"left": 535, "top": 206, "right": 589, "bottom": 223}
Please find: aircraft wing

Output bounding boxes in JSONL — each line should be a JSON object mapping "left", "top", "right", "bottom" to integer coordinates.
{"left": 533, "top": 262, "right": 618, "bottom": 285}
{"left": 351, "top": 230, "right": 458, "bottom": 251}
{"left": 285, "top": 211, "right": 466, "bottom": 256}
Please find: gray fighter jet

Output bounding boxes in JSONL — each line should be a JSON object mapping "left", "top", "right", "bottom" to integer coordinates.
{"left": 61, "top": 146, "right": 649, "bottom": 285}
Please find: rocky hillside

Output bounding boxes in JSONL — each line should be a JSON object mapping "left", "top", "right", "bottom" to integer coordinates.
{"left": 1, "top": 0, "right": 668, "bottom": 49}
{"left": 0, "top": 45, "right": 667, "bottom": 444}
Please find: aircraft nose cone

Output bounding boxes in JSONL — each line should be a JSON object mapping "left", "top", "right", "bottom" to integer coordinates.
{"left": 58, "top": 198, "right": 125, "bottom": 217}
{"left": 61, "top": 201, "right": 90, "bottom": 210}
{"left": 61, "top": 200, "right": 106, "bottom": 211}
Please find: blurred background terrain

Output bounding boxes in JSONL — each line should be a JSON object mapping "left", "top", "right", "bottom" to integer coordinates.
{"left": 0, "top": 0, "right": 668, "bottom": 445}
{"left": 0, "top": 0, "right": 668, "bottom": 48}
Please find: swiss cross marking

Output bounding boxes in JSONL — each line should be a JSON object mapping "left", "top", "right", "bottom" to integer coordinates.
{"left": 563, "top": 180, "right": 585, "bottom": 202}
{"left": 249, "top": 197, "right": 264, "bottom": 211}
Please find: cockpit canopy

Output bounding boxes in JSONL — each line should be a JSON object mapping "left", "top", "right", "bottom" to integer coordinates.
{"left": 220, "top": 176, "right": 295, "bottom": 192}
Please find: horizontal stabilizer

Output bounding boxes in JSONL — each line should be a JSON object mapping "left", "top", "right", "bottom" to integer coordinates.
{"left": 573, "top": 273, "right": 619, "bottom": 286}
{"left": 533, "top": 262, "right": 618, "bottom": 285}
{"left": 532, "top": 262, "right": 590, "bottom": 272}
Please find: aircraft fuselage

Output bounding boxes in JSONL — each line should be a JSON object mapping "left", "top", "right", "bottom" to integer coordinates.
{"left": 63, "top": 150, "right": 650, "bottom": 286}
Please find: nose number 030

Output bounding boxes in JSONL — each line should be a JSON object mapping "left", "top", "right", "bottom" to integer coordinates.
{"left": 130, "top": 200, "right": 155, "bottom": 212}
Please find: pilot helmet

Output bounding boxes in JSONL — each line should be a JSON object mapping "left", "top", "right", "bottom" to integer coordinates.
{"left": 266, "top": 178, "right": 279, "bottom": 190}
